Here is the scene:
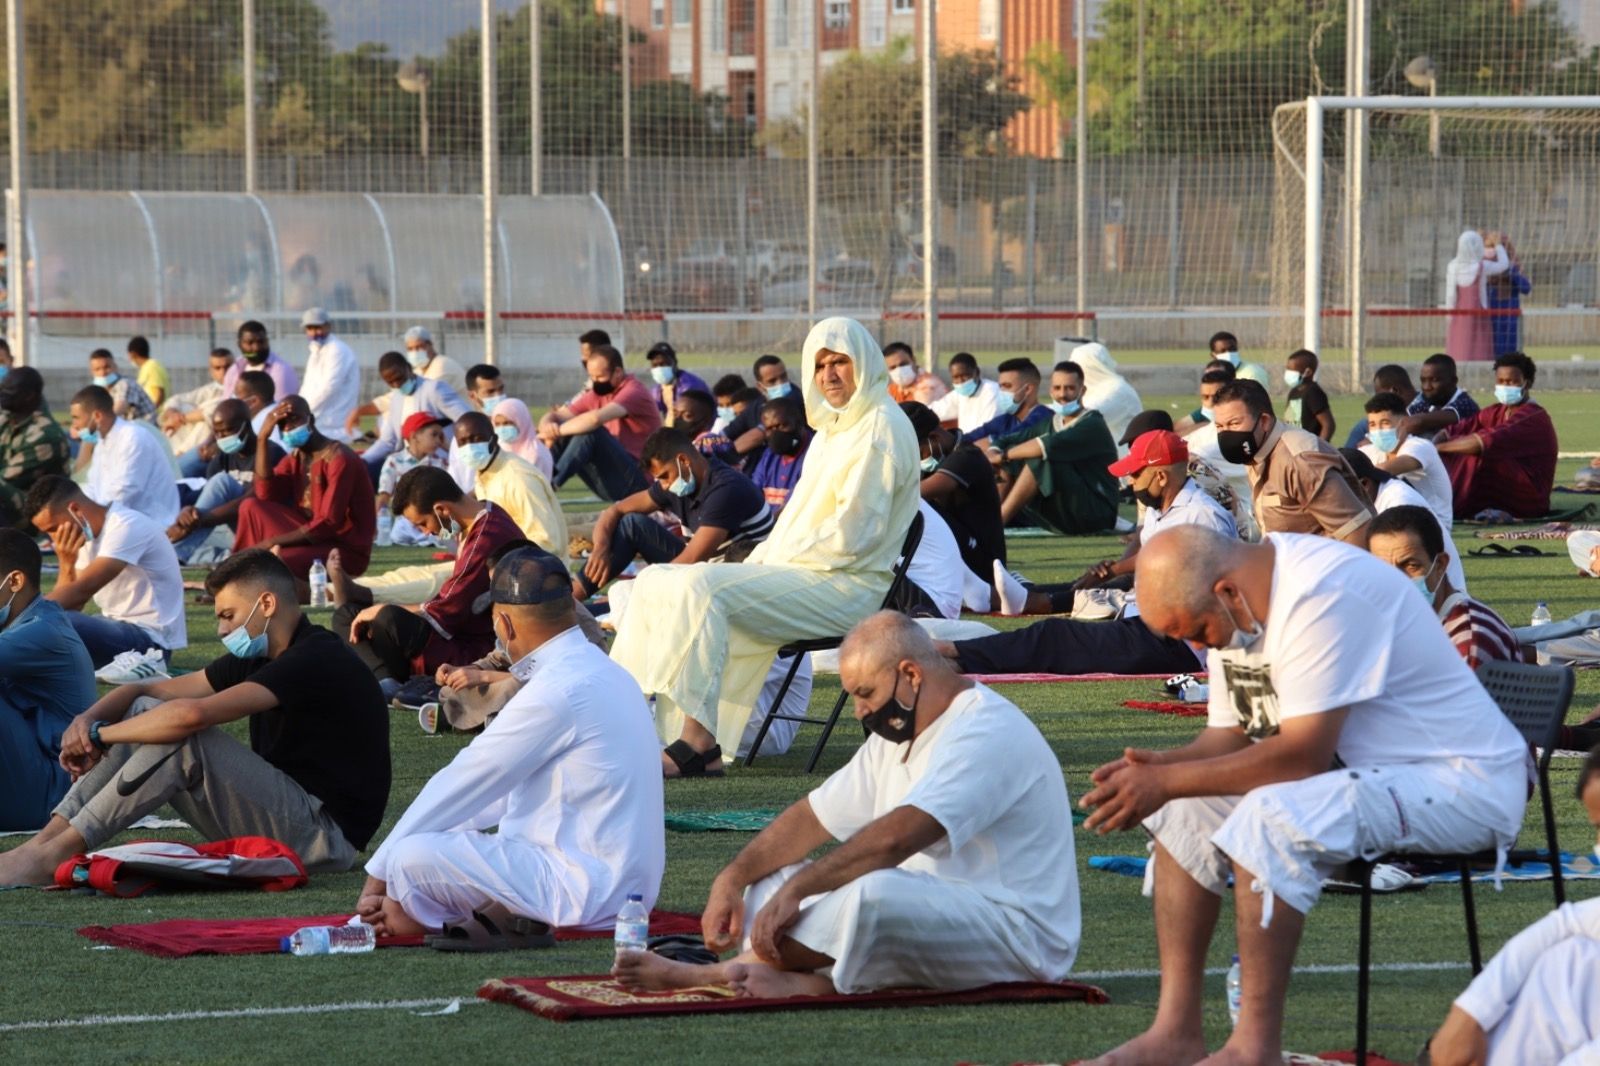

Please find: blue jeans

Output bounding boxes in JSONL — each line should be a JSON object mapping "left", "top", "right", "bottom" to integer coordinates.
{"left": 578, "top": 512, "right": 685, "bottom": 595}
{"left": 173, "top": 472, "right": 249, "bottom": 563}
{"left": 177, "top": 445, "right": 209, "bottom": 479}
{"left": 551, "top": 430, "right": 648, "bottom": 502}
{"left": 66, "top": 614, "right": 169, "bottom": 669}
{"left": 0, "top": 696, "right": 71, "bottom": 831}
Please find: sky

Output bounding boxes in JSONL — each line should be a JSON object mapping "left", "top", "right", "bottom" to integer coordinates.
{"left": 323, "top": 0, "right": 524, "bottom": 59}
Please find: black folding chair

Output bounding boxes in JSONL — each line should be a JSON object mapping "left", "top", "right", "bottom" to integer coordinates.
{"left": 742, "top": 512, "right": 925, "bottom": 773}
{"left": 1351, "top": 659, "right": 1573, "bottom": 1064}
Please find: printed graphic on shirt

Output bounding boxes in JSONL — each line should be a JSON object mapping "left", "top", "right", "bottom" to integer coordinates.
{"left": 1219, "top": 659, "right": 1280, "bottom": 740}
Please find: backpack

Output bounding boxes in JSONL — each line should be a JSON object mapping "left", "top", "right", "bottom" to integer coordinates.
{"left": 53, "top": 837, "right": 308, "bottom": 897}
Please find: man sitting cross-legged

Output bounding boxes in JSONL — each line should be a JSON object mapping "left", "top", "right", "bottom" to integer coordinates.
{"left": 1080, "top": 525, "right": 1531, "bottom": 1066}
{"left": 355, "top": 548, "right": 664, "bottom": 940}
{"left": 168, "top": 398, "right": 285, "bottom": 564}
{"left": 614, "top": 610, "right": 1080, "bottom": 998}
{"left": 0, "top": 551, "right": 390, "bottom": 886}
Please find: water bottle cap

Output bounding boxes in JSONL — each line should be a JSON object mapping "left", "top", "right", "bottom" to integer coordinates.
{"left": 1230, "top": 954, "right": 1240, "bottom": 963}
{"left": 1537, "top": 601, "right": 1547, "bottom": 607}
{"left": 280, "top": 936, "right": 293, "bottom": 952}
{"left": 628, "top": 893, "right": 643, "bottom": 901}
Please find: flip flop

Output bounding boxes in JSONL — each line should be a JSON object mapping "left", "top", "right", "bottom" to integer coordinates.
{"left": 426, "top": 901, "right": 554, "bottom": 953}
{"left": 1469, "top": 543, "right": 1554, "bottom": 558}
{"left": 663, "top": 741, "right": 725, "bottom": 779}
{"left": 647, "top": 934, "right": 719, "bottom": 966}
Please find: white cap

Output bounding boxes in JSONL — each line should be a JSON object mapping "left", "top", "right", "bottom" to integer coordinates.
{"left": 300, "top": 307, "right": 330, "bottom": 328}
{"left": 404, "top": 326, "right": 432, "bottom": 345}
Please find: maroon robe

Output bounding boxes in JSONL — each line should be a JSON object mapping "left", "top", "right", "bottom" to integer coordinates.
{"left": 1438, "top": 400, "right": 1556, "bottom": 519}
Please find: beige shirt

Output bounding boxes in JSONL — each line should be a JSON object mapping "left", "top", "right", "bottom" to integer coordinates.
{"left": 1248, "top": 422, "right": 1373, "bottom": 541}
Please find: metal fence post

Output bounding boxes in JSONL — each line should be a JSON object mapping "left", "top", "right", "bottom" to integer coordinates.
{"left": 1024, "top": 158, "right": 1037, "bottom": 311}
{"left": 1074, "top": 0, "right": 1087, "bottom": 316}
{"left": 530, "top": 0, "right": 542, "bottom": 196}
{"left": 6, "top": 0, "right": 28, "bottom": 365}
{"left": 482, "top": 0, "right": 498, "bottom": 365}
{"left": 243, "top": 0, "right": 256, "bottom": 194}
{"left": 920, "top": 0, "right": 937, "bottom": 367}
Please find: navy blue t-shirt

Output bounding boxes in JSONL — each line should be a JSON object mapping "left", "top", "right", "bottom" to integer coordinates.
{"left": 647, "top": 455, "right": 776, "bottom": 548}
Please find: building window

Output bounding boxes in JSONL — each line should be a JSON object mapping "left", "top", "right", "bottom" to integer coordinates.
{"left": 674, "top": 0, "right": 692, "bottom": 25}
{"left": 977, "top": 0, "right": 997, "bottom": 40}
{"left": 824, "top": 0, "right": 850, "bottom": 30}
{"left": 892, "top": 0, "right": 913, "bottom": 13}
{"left": 710, "top": 0, "right": 726, "bottom": 52}
{"left": 652, "top": 0, "right": 666, "bottom": 29}
{"left": 773, "top": 0, "right": 789, "bottom": 47}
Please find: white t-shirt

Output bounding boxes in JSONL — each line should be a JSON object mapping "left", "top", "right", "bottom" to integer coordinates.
{"left": 81, "top": 503, "right": 188, "bottom": 650}
{"left": 929, "top": 378, "right": 1002, "bottom": 434}
{"left": 301, "top": 334, "right": 360, "bottom": 443}
{"left": 1375, "top": 477, "right": 1468, "bottom": 594}
{"left": 1141, "top": 477, "right": 1238, "bottom": 544}
{"left": 808, "top": 683, "right": 1080, "bottom": 975}
{"left": 86, "top": 418, "right": 181, "bottom": 529}
{"left": 1361, "top": 436, "right": 1453, "bottom": 531}
{"left": 905, "top": 501, "right": 964, "bottom": 620}
{"left": 1205, "top": 534, "right": 1522, "bottom": 783}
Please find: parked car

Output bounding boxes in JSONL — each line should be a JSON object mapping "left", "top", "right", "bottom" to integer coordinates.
{"left": 761, "top": 259, "right": 881, "bottom": 310}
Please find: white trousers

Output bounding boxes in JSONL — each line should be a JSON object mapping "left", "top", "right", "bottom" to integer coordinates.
{"left": 1487, "top": 937, "right": 1600, "bottom": 1066}
{"left": 1144, "top": 760, "right": 1524, "bottom": 923}
{"left": 746, "top": 861, "right": 1066, "bottom": 994}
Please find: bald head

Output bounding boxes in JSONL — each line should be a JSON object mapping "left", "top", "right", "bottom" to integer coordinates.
{"left": 1135, "top": 525, "right": 1265, "bottom": 649}
{"left": 840, "top": 610, "right": 943, "bottom": 677}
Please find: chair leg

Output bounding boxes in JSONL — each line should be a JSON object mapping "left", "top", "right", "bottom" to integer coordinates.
{"left": 1460, "top": 860, "right": 1482, "bottom": 975}
{"left": 804, "top": 688, "right": 849, "bottom": 774}
{"left": 1356, "top": 861, "right": 1373, "bottom": 1066}
{"left": 1540, "top": 770, "right": 1566, "bottom": 906}
{"left": 743, "top": 654, "right": 802, "bottom": 768}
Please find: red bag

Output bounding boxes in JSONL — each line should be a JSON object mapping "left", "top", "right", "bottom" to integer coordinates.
{"left": 54, "top": 837, "right": 308, "bottom": 897}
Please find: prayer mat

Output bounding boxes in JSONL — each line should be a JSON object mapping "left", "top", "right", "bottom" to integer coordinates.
{"left": 1459, "top": 503, "right": 1597, "bottom": 526}
{"left": 664, "top": 810, "right": 779, "bottom": 833}
{"left": 1123, "top": 699, "right": 1207, "bottom": 717}
{"left": 477, "top": 975, "right": 1108, "bottom": 1022}
{"left": 1555, "top": 486, "right": 1600, "bottom": 495}
{"left": 1476, "top": 522, "right": 1595, "bottom": 541}
{"left": 78, "top": 910, "right": 703, "bottom": 959}
{"left": 1089, "top": 853, "right": 1600, "bottom": 884}
{"left": 965, "top": 672, "right": 1193, "bottom": 684}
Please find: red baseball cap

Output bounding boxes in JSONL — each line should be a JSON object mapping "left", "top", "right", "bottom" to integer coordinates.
{"left": 401, "top": 412, "right": 445, "bottom": 439}
{"left": 1108, "top": 429, "right": 1187, "bottom": 478}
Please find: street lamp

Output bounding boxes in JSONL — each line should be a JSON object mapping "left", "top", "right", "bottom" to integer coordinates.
{"left": 397, "top": 58, "right": 433, "bottom": 160}
{"left": 1404, "top": 54, "right": 1439, "bottom": 158}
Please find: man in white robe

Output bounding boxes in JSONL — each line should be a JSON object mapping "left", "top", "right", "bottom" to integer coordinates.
{"left": 355, "top": 549, "right": 665, "bottom": 940}
{"left": 613, "top": 611, "right": 1080, "bottom": 997}
{"left": 609, "top": 317, "right": 920, "bottom": 778}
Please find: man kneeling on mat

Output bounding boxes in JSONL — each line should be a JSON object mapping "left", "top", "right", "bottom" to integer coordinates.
{"left": 355, "top": 549, "right": 665, "bottom": 948}
{"left": 613, "top": 610, "right": 1079, "bottom": 997}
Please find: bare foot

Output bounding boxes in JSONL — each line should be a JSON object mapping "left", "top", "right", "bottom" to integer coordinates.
{"left": 0, "top": 841, "right": 73, "bottom": 887}
{"left": 372, "top": 897, "right": 431, "bottom": 938}
{"left": 327, "top": 549, "right": 354, "bottom": 608}
{"left": 1081, "top": 1028, "right": 1208, "bottom": 1066}
{"left": 933, "top": 639, "right": 958, "bottom": 660}
{"left": 725, "top": 961, "right": 834, "bottom": 999}
{"left": 1195, "top": 1043, "right": 1276, "bottom": 1066}
{"left": 611, "top": 949, "right": 726, "bottom": 992}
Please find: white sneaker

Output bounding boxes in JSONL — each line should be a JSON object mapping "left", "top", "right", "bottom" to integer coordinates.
{"left": 992, "top": 560, "right": 1031, "bottom": 616}
{"left": 95, "top": 647, "right": 171, "bottom": 685}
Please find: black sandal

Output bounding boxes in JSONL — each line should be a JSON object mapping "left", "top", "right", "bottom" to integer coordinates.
{"left": 664, "top": 740, "right": 725, "bottom": 778}
{"left": 647, "top": 934, "right": 720, "bottom": 965}
{"left": 425, "top": 901, "right": 555, "bottom": 953}
{"left": 1469, "top": 543, "right": 1554, "bottom": 558}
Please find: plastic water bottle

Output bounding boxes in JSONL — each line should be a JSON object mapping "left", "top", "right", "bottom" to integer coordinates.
{"left": 1225, "top": 955, "right": 1242, "bottom": 1027}
{"left": 376, "top": 510, "right": 393, "bottom": 547}
{"left": 308, "top": 559, "right": 328, "bottom": 608}
{"left": 281, "top": 923, "right": 376, "bottom": 956}
{"left": 613, "top": 894, "right": 649, "bottom": 959}
{"left": 1531, "top": 601, "right": 1552, "bottom": 626}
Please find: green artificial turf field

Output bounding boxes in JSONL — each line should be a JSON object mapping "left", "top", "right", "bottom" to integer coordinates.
{"left": 2, "top": 391, "right": 1598, "bottom": 1065}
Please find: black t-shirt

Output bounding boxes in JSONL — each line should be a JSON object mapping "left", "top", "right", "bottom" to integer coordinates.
{"left": 1289, "top": 381, "right": 1333, "bottom": 436}
{"left": 647, "top": 456, "right": 776, "bottom": 549}
{"left": 204, "top": 434, "right": 285, "bottom": 484}
{"left": 204, "top": 616, "right": 391, "bottom": 849}
{"left": 724, "top": 404, "right": 766, "bottom": 473}
{"left": 925, "top": 442, "right": 1007, "bottom": 571}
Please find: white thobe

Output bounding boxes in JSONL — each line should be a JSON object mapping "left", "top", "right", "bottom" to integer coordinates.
{"left": 86, "top": 418, "right": 180, "bottom": 528}
{"left": 301, "top": 334, "right": 360, "bottom": 443}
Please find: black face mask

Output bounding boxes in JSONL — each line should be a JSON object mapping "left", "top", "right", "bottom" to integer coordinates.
{"left": 767, "top": 428, "right": 802, "bottom": 457}
{"left": 861, "top": 672, "right": 920, "bottom": 744}
{"left": 1132, "top": 484, "right": 1164, "bottom": 510}
{"left": 1216, "top": 421, "right": 1262, "bottom": 465}
{"left": 244, "top": 350, "right": 268, "bottom": 365}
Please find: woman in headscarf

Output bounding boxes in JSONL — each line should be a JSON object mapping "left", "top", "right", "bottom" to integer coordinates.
{"left": 1444, "top": 230, "right": 1510, "bottom": 362}
{"left": 488, "top": 397, "right": 554, "bottom": 480}
{"left": 609, "top": 317, "right": 920, "bottom": 778}
{"left": 1070, "top": 342, "right": 1142, "bottom": 448}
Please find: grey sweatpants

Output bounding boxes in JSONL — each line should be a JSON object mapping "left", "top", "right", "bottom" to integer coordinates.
{"left": 52, "top": 697, "right": 358, "bottom": 872}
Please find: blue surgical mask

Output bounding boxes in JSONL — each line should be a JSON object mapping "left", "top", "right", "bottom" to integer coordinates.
{"left": 78, "top": 426, "right": 102, "bottom": 446}
{"left": 460, "top": 441, "right": 493, "bottom": 470}
{"left": 994, "top": 389, "right": 1019, "bottom": 416}
{"left": 70, "top": 507, "right": 95, "bottom": 546}
{"left": 1370, "top": 427, "right": 1400, "bottom": 453}
{"left": 1494, "top": 384, "right": 1524, "bottom": 406}
{"left": 919, "top": 455, "right": 940, "bottom": 474}
{"left": 953, "top": 378, "right": 978, "bottom": 398}
{"left": 221, "top": 596, "right": 269, "bottom": 659}
{"left": 1218, "top": 351, "right": 1242, "bottom": 368}
{"left": 1283, "top": 369, "right": 1303, "bottom": 388}
{"left": 1411, "top": 557, "right": 1440, "bottom": 601}
{"left": 480, "top": 394, "right": 503, "bottom": 414}
{"left": 1050, "top": 400, "right": 1082, "bottom": 417}
{"left": 763, "top": 381, "right": 792, "bottom": 400}
{"left": 397, "top": 377, "right": 420, "bottom": 397}
{"left": 216, "top": 431, "right": 246, "bottom": 455}
{"left": 650, "top": 365, "right": 675, "bottom": 385}
{"left": 0, "top": 366, "right": 10, "bottom": 382}
{"left": 283, "top": 424, "right": 312, "bottom": 449}
{"left": 0, "top": 572, "right": 21, "bottom": 628}
{"left": 435, "top": 508, "right": 462, "bottom": 540}
{"left": 1216, "top": 592, "right": 1263, "bottom": 651}
{"left": 667, "top": 456, "right": 697, "bottom": 497}
{"left": 405, "top": 348, "right": 430, "bottom": 370}
{"left": 494, "top": 423, "right": 519, "bottom": 445}
{"left": 716, "top": 405, "right": 735, "bottom": 423}
{"left": 1196, "top": 406, "right": 1213, "bottom": 423}
{"left": 92, "top": 373, "right": 118, "bottom": 388}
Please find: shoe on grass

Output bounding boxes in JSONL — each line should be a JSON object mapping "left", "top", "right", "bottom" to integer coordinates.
{"left": 95, "top": 648, "right": 171, "bottom": 685}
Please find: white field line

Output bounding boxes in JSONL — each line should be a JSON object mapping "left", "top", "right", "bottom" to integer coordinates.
{"left": 1076, "top": 960, "right": 1470, "bottom": 981}
{"left": 0, "top": 997, "right": 484, "bottom": 1034}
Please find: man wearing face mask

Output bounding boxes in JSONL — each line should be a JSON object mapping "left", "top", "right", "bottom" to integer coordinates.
{"left": 575, "top": 428, "right": 773, "bottom": 601}
{"left": 232, "top": 396, "right": 377, "bottom": 584}
{"left": 537, "top": 345, "right": 660, "bottom": 502}
{"left": 0, "top": 529, "right": 97, "bottom": 832}
{"left": 0, "top": 550, "right": 388, "bottom": 887}
{"left": 750, "top": 394, "right": 811, "bottom": 513}
{"left": 0, "top": 366, "right": 70, "bottom": 526}
{"left": 1436, "top": 351, "right": 1557, "bottom": 520}
{"left": 613, "top": 610, "right": 1079, "bottom": 999}
{"left": 670, "top": 388, "right": 718, "bottom": 446}
{"left": 297, "top": 308, "right": 359, "bottom": 444}
{"left": 222, "top": 321, "right": 299, "bottom": 403}
{"left": 1206, "top": 330, "right": 1270, "bottom": 387}
{"left": 70, "top": 385, "right": 180, "bottom": 528}
{"left": 1080, "top": 525, "right": 1530, "bottom": 1066}
{"left": 646, "top": 341, "right": 710, "bottom": 424}
{"left": 359, "top": 351, "right": 471, "bottom": 485}
{"left": 168, "top": 399, "right": 285, "bottom": 564}
{"left": 883, "top": 341, "right": 948, "bottom": 406}
{"left": 928, "top": 352, "right": 1002, "bottom": 434}
{"left": 1359, "top": 391, "right": 1454, "bottom": 538}
{"left": 986, "top": 360, "right": 1119, "bottom": 536}
{"left": 961, "top": 357, "right": 1048, "bottom": 448}
{"left": 1208, "top": 380, "right": 1372, "bottom": 547}
{"left": 334, "top": 466, "right": 524, "bottom": 696}
{"left": 86, "top": 349, "right": 157, "bottom": 422}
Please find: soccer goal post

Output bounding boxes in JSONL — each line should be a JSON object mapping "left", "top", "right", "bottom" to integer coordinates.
{"left": 1272, "top": 94, "right": 1600, "bottom": 387}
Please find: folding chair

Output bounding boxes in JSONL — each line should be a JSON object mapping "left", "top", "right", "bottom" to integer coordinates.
{"left": 1352, "top": 659, "right": 1574, "bottom": 1064}
{"left": 742, "top": 512, "right": 925, "bottom": 773}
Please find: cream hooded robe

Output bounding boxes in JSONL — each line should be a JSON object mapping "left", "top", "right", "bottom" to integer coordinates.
{"left": 609, "top": 317, "right": 921, "bottom": 755}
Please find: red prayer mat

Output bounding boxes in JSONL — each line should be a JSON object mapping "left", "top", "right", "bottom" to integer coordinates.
{"left": 1122, "top": 699, "right": 1207, "bottom": 717}
{"left": 478, "top": 975, "right": 1109, "bottom": 1022}
{"left": 967, "top": 672, "right": 1194, "bottom": 684}
{"left": 78, "top": 910, "right": 702, "bottom": 959}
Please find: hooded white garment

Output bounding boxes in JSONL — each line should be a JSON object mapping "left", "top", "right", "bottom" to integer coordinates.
{"left": 1070, "top": 342, "right": 1142, "bottom": 447}
{"left": 1446, "top": 230, "right": 1510, "bottom": 307}
{"left": 609, "top": 317, "right": 921, "bottom": 755}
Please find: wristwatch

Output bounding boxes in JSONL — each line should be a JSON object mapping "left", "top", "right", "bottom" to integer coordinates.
{"left": 87, "top": 720, "right": 110, "bottom": 753}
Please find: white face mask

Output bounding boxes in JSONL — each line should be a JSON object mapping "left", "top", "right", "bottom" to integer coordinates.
{"left": 888, "top": 364, "right": 917, "bottom": 387}
{"left": 1215, "top": 592, "right": 1264, "bottom": 650}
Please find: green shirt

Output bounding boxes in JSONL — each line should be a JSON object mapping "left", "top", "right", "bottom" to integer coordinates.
{"left": 0, "top": 409, "right": 72, "bottom": 522}
{"left": 997, "top": 408, "right": 1120, "bottom": 535}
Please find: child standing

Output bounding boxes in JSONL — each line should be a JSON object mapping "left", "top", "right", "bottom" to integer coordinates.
{"left": 1284, "top": 348, "right": 1335, "bottom": 442}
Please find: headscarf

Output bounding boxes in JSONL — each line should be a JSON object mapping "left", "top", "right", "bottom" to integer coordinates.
{"left": 1071, "top": 342, "right": 1142, "bottom": 447}
{"left": 1447, "top": 230, "right": 1486, "bottom": 290}
{"left": 799, "top": 317, "right": 891, "bottom": 434}
{"left": 489, "top": 397, "right": 553, "bottom": 480}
